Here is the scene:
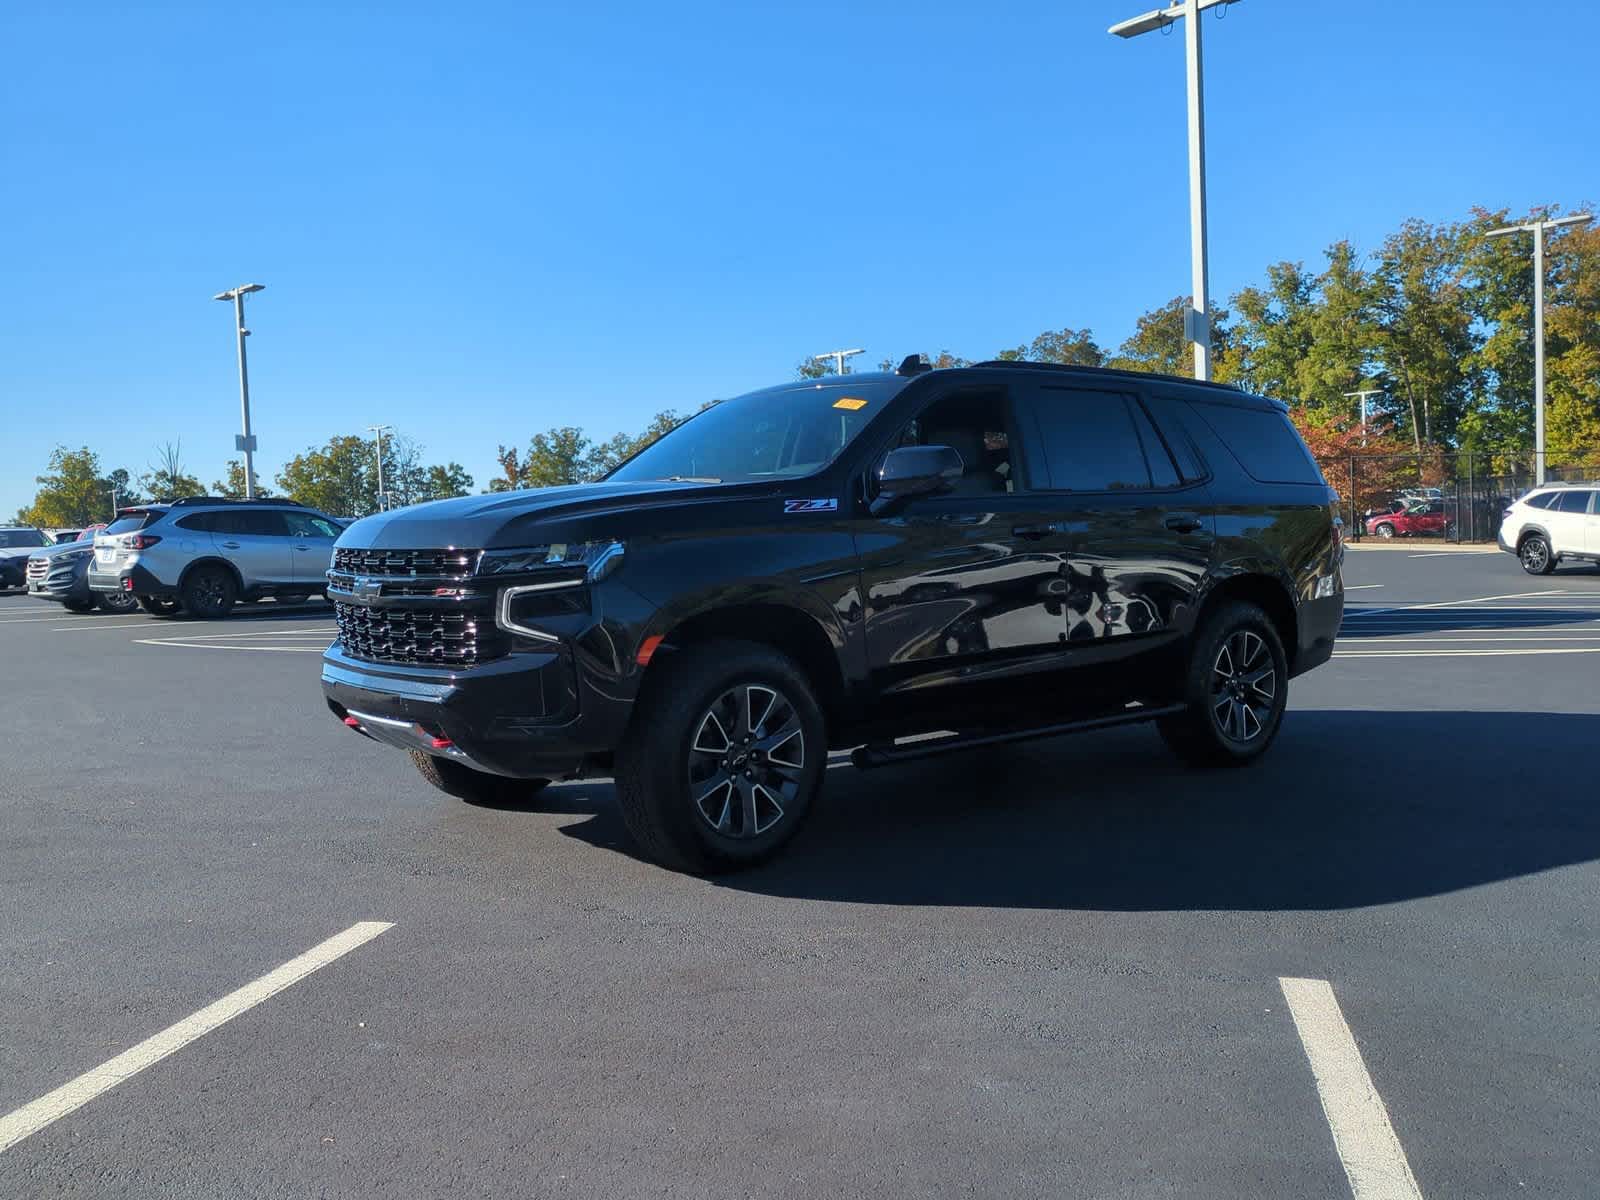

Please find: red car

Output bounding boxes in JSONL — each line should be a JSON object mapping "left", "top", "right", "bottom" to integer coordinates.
{"left": 1365, "top": 499, "right": 1450, "bottom": 538}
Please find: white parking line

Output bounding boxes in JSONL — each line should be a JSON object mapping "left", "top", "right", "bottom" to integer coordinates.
{"left": 1344, "top": 584, "right": 1385, "bottom": 591}
{"left": 0, "top": 921, "right": 393, "bottom": 1155}
{"left": 1279, "top": 977, "right": 1424, "bottom": 1200}
{"left": 1406, "top": 552, "right": 1453, "bottom": 558}
{"left": 1334, "top": 647, "right": 1600, "bottom": 658}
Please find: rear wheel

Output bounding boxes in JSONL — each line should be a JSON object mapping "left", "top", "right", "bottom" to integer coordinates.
{"left": 615, "top": 639, "right": 825, "bottom": 873}
{"left": 1159, "top": 601, "right": 1289, "bottom": 768}
{"left": 1519, "top": 534, "right": 1555, "bottom": 575}
{"left": 181, "top": 566, "right": 237, "bottom": 618}
{"left": 408, "top": 750, "right": 549, "bottom": 807}
{"left": 61, "top": 597, "right": 94, "bottom": 613}
{"left": 96, "top": 590, "right": 138, "bottom": 614}
{"left": 137, "top": 595, "right": 183, "bottom": 618}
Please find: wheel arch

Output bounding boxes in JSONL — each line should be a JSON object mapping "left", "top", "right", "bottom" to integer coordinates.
{"left": 647, "top": 601, "right": 848, "bottom": 729}
{"left": 1196, "top": 572, "right": 1298, "bottom": 671}
{"left": 1515, "top": 523, "right": 1552, "bottom": 550}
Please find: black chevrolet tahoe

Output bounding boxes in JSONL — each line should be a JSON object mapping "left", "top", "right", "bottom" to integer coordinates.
{"left": 322, "top": 360, "right": 1343, "bottom": 872}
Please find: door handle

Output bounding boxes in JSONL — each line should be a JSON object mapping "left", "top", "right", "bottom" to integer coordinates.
{"left": 294, "top": 544, "right": 310, "bottom": 551}
{"left": 1012, "top": 524, "right": 1054, "bottom": 540}
{"left": 1164, "top": 514, "right": 1204, "bottom": 534}
{"left": 221, "top": 541, "right": 241, "bottom": 549}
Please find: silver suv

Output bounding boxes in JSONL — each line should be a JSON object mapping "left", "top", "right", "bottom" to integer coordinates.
{"left": 87, "top": 498, "right": 344, "bottom": 618}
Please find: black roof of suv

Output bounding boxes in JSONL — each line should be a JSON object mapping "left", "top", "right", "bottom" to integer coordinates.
{"left": 320, "top": 363, "right": 1344, "bottom": 873}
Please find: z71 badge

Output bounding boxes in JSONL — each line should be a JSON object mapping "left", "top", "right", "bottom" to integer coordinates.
{"left": 784, "top": 498, "right": 839, "bottom": 514}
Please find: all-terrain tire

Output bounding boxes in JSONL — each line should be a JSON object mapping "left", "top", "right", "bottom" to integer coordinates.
{"left": 1158, "top": 601, "right": 1289, "bottom": 768}
{"left": 615, "top": 639, "right": 826, "bottom": 873}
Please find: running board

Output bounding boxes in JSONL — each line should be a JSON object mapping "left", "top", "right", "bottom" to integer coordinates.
{"left": 849, "top": 703, "right": 1186, "bottom": 769}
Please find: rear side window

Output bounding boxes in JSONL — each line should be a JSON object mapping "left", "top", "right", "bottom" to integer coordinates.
{"left": 1524, "top": 492, "right": 1556, "bottom": 509}
{"left": 1554, "top": 490, "right": 1594, "bottom": 514}
{"left": 235, "top": 510, "right": 289, "bottom": 536}
{"left": 176, "top": 513, "right": 221, "bottom": 532}
{"left": 1026, "top": 387, "right": 1155, "bottom": 491}
{"left": 1192, "top": 402, "right": 1324, "bottom": 485}
{"left": 104, "top": 510, "right": 163, "bottom": 535}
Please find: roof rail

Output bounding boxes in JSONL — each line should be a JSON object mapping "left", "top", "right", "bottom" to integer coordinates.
{"left": 969, "top": 360, "right": 1247, "bottom": 394}
{"left": 168, "top": 496, "right": 310, "bottom": 508}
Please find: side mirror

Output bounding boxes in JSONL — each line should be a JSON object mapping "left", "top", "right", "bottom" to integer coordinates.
{"left": 871, "top": 444, "right": 964, "bottom": 515}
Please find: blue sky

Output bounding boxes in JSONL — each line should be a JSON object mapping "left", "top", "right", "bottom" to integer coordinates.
{"left": 2, "top": 0, "right": 1595, "bottom": 519}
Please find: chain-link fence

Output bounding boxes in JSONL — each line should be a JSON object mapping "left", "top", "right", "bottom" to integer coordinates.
{"left": 1323, "top": 452, "right": 1600, "bottom": 543}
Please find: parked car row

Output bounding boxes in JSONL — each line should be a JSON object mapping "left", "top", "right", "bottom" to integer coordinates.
{"left": 6, "top": 498, "right": 348, "bottom": 618}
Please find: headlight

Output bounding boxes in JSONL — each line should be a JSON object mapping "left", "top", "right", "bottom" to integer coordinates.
{"left": 68, "top": 548, "right": 93, "bottom": 561}
{"left": 479, "top": 541, "right": 625, "bottom": 582}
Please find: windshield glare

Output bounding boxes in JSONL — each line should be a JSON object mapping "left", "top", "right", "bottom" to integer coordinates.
{"left": 607, "top": 380, "right": 903, "bottom": 485}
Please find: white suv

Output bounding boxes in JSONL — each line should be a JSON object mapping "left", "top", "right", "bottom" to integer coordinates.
{"left": 1499, "top": 484, "right": 1600, "bottom": 575}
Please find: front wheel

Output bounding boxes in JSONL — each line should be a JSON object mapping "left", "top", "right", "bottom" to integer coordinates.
{"left": 1374, "top": 522, "right": 1396, "bottom": 539}
{"left": 1159, "top": 602, "right": 1289, "bottom": 768}
{"left": 1519, "top": 535, "right": 1555, "bottom": 575}
{"left": 615, "top": 640, "right": 825, "bottom": 873}
{"left": 408, "top": 750, "right": 549, "bottom": 807}
{"left": 61, "top": 597, "right": 95, "bottom": 613}
{"left": 137, "top": 595, "right": 183, "bottom": 618}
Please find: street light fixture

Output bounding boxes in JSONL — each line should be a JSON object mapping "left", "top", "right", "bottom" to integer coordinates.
{"left": 1484, "top": 213, "right": 1593, "bottom": 485}
{"left": 1343, "top": 389, "right": 1383, "bottom": 438}
{"left": 368, "top": 424, "right": 394, "bottom": 512}
{"left": 814, "top": 348, "right": 865, "bottom": 376}
{"left": 1109, "top": 0, "right": 1242, "bottom": 381}
{"left": 213, "top": 283, "right": 266, "bottom": 498}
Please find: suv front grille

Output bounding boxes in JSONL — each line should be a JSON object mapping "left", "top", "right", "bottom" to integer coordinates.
{"left": 26, "top": 558, "right": 48, "bottom": 581}
{"left": 332, "top": 548, "right": 476, "bottom": 578}
{"left": 333, "top": 601, "right": 507, "bottom": 668}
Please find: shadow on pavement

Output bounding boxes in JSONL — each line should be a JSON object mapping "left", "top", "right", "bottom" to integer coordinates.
{"left": 553, "top": 710, "right": 1600, "bottom": 911}
{"left": 1338, "top": 603, "right": 1600, "bottom": 638}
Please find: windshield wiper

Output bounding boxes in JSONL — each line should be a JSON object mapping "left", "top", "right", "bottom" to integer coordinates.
{"left": 655, "top": 475, "right": 722, "bottom": 483}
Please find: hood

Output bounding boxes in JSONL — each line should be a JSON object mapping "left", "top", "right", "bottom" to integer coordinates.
{"left": 0, "top": 545, "right": 46, "bottom": 562}
{"left": 336, "top": 479, "right": 757, "bottom": 550}
{"left": 31, "top": 542, "right": 91, "bottom": 562}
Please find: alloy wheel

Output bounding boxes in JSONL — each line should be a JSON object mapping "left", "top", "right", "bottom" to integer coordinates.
{"left": 1210, "top": 630, "right": 1277, "bottom": 744}
{"left": 686, "top": 683, "right": 805, "bottom": 838}
{"left": 1522, "top": 540, "right": 1548, "bottom": 572}
{"left": 192, "top": 573, "right": 228, "bottom": 614}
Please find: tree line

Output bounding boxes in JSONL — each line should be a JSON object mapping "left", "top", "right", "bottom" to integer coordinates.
{"left": 16, "top": 203, "right": 1596, "bottom": 527}
{"left": 15, "top": 436, "right": 474, "bottom": 527}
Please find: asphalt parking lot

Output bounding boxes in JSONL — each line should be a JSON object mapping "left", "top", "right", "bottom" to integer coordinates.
{"left": 2, "top": 547, "right": 1597, "bottom": 1199}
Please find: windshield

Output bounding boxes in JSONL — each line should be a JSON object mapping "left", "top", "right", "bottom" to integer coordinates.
{"left": 0, "top": 529, "right": 48, "bottom": 549}
{"left": 607, "top": 379, "right": 905, "bottom": 484}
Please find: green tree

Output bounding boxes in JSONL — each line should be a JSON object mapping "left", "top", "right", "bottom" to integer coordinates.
{"left": 522, "top": 426, "right": 592, "bottom": 488}
{"left": 1218, "top": 261, "right": 1316, "bottom": 397}
{"left": 419, "top": 462, "right": 474, "bottom": 501}
{"left": 276, "top": 435, "right": 376, "bottom": 517}
{"left": 140, "top": 441, "right": 204, "bottom": 502}
{"left": 994, "top": 327, "right": 1104, "bottom": 366}
{"left": 17, "top": 447, "right": 111, "bottom": 526}
{"left": 1106, "top": 296, "right": 1231, "bottom": 377}
{"left": 796, "top": 356, "right": 839, "bottom": 380}
{"left": 210, "top": 459, "right": 272, "bottom": 499}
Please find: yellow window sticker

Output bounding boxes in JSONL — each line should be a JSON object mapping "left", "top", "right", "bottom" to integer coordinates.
{"left": 832, "top": 396, "right": 868, "bottom": 411}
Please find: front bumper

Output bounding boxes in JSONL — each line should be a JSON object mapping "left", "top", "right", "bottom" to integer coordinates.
{"left": 0, "top": 560, "right": 26, "bottom": 589}
{"left": 27, "top": 556, "right": 92, "bottom": 603}
{"left": 321, "top": 641, "right": 635, "bottom": 779}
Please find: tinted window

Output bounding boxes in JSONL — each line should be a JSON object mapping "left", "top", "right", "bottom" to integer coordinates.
{"left": 1192, "top": 402, "right": 1323, "bottom": 485}
{"left": 1524, "top": 491, "right": 1556, "bottom": 510}
{"left": 235, "top": 510, "right": 289, "bottom": 536}
{"left": 1128, "top": 401, "right": 1181, "bottom": 488}
{"left": 1142, "top": 395, "right": 1208, "bottom": 482}
{"left": 1027, "top": 387, "right": 1153, "bottom": 491}
{"left": 103, "top": 510, "right": 164, "bottom": 535}
{"left": 886, "top": 387, "right": 1015, "bottom": 497}
{"left": 0, "top": 529, "right": 49, "bottom": 548}
{"left": 1554, "top": 490, "right": 1594, "bottom": 514}
{"left": 176, "top": 513, "right": 220, "bottom": 532}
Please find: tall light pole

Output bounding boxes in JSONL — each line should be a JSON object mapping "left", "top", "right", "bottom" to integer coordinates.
{"left": 1110, "top": 0, "right": 1241, "bottom": 381}
{"left": 368, "top": 424, "right": 393, "bottom": 512}
{"left": 814, "top": 348, "right": 865, "bottom": 376}
{"left": 213, "top": 283, "right": 266, "bottom": 498}
{"left": 1485, "top": 213, "right": 1593, "bottom": 485}
{"left": 1344, "top": 388, "right": 1383, "bottom": 438}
